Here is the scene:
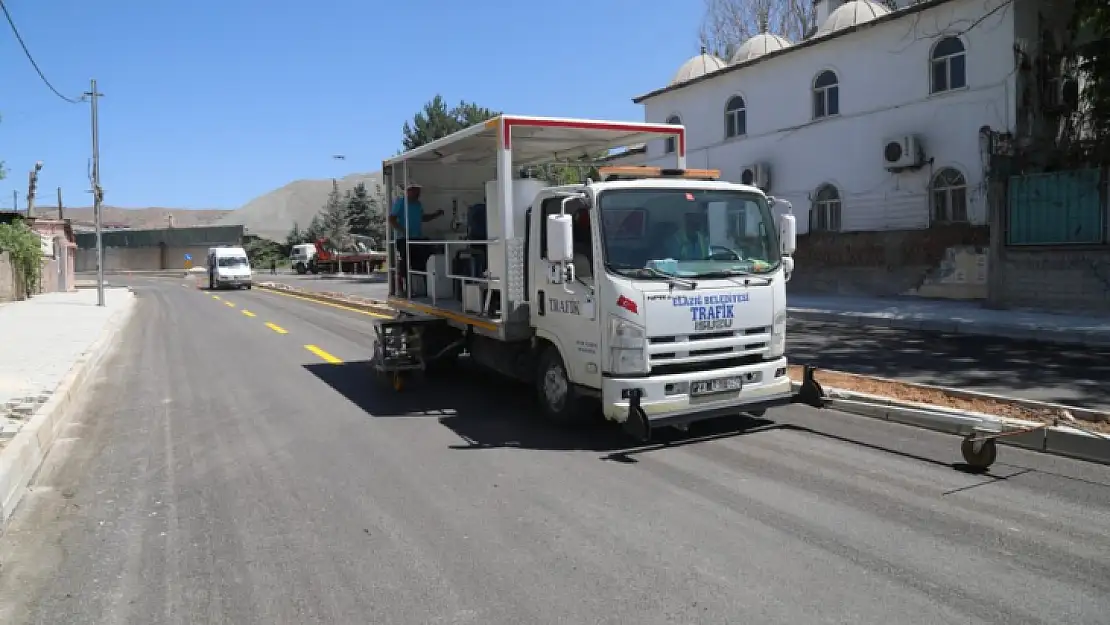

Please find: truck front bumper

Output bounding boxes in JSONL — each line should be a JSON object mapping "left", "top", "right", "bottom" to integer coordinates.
{"left": 601, "top": 357, "right": 794, "bottom": 427}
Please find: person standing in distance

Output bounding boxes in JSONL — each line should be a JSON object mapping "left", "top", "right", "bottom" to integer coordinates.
{"left": 389, "top": 183, "right": 444, "bottom": 291}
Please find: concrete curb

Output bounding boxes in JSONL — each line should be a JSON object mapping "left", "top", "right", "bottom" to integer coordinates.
{"left": 794, "top": 382, "right": 1110, "bottom": 466}
{"left": 77, "top": 270, "right": 189, "bottom": 278}
{"left": 787, "top": 308, "right": 1110, "bottom": 348}
{"left": 254, "top": 283, "right": 396, "bottom": 318}
{"left": 0, "top": 290, "right": 138, "bottom": 528}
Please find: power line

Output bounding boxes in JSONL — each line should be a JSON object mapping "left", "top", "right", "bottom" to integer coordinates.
{"left": 0, "top": 0, "right": 82, "bottom": 103}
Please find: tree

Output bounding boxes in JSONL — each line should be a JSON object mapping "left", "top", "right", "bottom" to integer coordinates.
{"left": 304, "top": 214, "right": 325, "bottom": 242}
{"left": 401, "top": 95, "right": 499, "bottom": 151}
{"left": 320, "top": 179, "right": 350, "bottom": 246}
{"left": 285, "top": 222, "right": 307, "bottom": 247}
{"left": 344, "top": 182, "right": 386, "bottom": 244}
{"left": 698, "top": 0, "right": 816, "bottom": 58}
{"left": 1072, "top": 0, "right": 1110, "bottom": 140}
{"left": 344, "top": 186, "right": 370, "bottom": 236}
{"left": 0, "top": 220, "right": 42, "bottom": 297}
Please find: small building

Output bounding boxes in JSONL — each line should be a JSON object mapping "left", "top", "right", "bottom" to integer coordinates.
{"left": 74, "top": 225, "right": 245, "bottom": 272}
{"left": 0, "top": 211, "right": 77, "bottom": 299}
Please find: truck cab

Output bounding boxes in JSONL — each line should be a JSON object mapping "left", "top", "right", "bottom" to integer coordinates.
{"left": 290, "top": 243, "right": 316, "bottom": 274}
{"left": 527, "top": 169, "right": 796, "bottom": 428}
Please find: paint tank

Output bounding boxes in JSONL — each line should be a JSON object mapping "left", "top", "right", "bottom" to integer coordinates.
{"left": 484, "top": 178, "right": 548, "bottom": 241}
{"left": 485, "top": 177, "right": 548, "bottom": 286}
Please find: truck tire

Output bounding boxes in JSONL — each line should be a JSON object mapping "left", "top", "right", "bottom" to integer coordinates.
{"left": 536, "top": 346, "right": 588, "bottom": 425}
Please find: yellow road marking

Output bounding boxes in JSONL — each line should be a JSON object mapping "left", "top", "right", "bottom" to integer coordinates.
{"left": 265, "top": 322, "right": 288, "bottom": 334}
{"left": 224, "top": 301, "right": 235, "bottom": 308}
{"left": 255, "top": 286, "right": 392, "bottom": 318}
{"left": 304, "top": 344, "right": 342, "bottom": 363}
{"left": 212, "top": 295, "right": 221, "bottom": 300}
{"left": 241, "top": 309, "right": 256, "bottom": 317}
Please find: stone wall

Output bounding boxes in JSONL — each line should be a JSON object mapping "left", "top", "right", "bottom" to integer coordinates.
{"left": 789, "top": 224, "right": 991, "bottom": 297}
{"left": 0, "top": 252, "right": 26, "bottom": 302}
{"left": 999, "top": 248, "right": 1110, "bottom": 312}
{"left": 76, "top": 244, "right": 212, "bottom": 272}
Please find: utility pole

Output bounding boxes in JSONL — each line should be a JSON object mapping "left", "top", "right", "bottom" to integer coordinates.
{"left": 12, "top": 190, "right": 17, "bottom": 211}
{"left": 57, "top": 187, "right": 63, "bottom": 220}
{"left": 85, "top": 79, "right": 105, "bottom": 307}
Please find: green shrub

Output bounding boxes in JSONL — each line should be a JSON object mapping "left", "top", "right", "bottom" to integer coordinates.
{"left": 0, "top": 221, "right": 43, "bottom": 296}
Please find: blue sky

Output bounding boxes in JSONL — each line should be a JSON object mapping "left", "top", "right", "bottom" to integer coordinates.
{"left": 0, "top": 0, "right": 701, "bottom": 210}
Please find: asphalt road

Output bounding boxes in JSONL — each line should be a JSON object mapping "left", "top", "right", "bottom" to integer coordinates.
{"left": 261, "top": 272, "right": 1110, "bottom": 410}
{"left": 2, "top": 276, "right": 1108, "bottom": 624}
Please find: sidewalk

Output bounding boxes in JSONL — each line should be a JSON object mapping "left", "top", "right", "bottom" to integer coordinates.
{"left": 1, "top": 287, "right": 136, "bottom": 524}
{"left": 788, "top": 294, "right": 1110, "bottom": 347}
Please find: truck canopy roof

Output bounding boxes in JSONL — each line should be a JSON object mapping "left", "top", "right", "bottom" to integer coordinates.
{"left": 384, "top": 115, "right": 684, "bottom": 172}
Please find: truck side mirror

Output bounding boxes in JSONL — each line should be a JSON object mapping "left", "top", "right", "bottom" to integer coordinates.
{"left": 779, "top": 213, "right": 797, "bottom": 255}
{"left": 546, "top": 214, "right": 574, "bottom": 262}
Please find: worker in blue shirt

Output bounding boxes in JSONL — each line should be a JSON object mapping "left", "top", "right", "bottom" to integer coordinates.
{"left": 389, "top": 183, "right": 444, "bottom": 292}
{"left": 664, "top": 211, "right": 710, "bottom": 260}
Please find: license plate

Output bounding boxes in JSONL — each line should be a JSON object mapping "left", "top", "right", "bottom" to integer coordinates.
{"left": 691, "top": 376, "right": 743, "bottom": 396}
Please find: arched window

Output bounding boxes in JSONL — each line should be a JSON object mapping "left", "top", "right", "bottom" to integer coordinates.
{"left": 930, "top": 37, "right": 966, "bottom": 93}
{"left": 812, "top": 70, "right": 839, "bottom": 119}
{"left": 664, "top": 115, "right": 681, "bottom": 153}
{"left": 724, "top": 96, "right": 746, "bottom": 138}
{"left": 931, "top": 168, "right": 968, "bottom": 222}
{"left": 812, "top": 184, "right": 842, "bottom": 232}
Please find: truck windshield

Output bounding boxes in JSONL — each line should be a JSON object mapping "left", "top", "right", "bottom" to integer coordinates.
{"left": 596, "top": 188, "right": 781, "bottom": 279}
{"left": 217, "top": 256, "right": 249, "bottom": 267}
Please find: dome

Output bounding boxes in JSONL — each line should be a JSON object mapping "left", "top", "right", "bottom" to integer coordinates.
{"left": 670, "top": 48, "right": 728, "bottom": 85}
{"left": 729, "top": 32, "right": 794, "bottom": 64}
{"left": 816, "top": 0, "right": 891, "bottom": 37}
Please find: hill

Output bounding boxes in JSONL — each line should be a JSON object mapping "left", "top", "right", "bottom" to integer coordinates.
{"left": 33, "top": 206, "right": 231, "bottom": 229}
{"left": 215, "top": 171, "right": 385, "bottom": 242}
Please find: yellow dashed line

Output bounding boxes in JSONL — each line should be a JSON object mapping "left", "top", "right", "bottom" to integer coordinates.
{"left": 256, "top": 287, "right": 392, "bottom": 318}
{"left": 212, "top": 295, "right": 221, "bottom": 300}
{"left": 304, "top": 344, "right": 342, "bottom": 364}
{"left": 224, "top": 301, "right": 235, "bottom": 308}
{"left": 265, "top": 322, "right": 288, "bottom": 334}
{"left": 241, "top": 309, "right": 256, "bottom": 317}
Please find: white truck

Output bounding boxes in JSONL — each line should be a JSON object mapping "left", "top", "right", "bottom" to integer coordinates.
{"left": 374, "top": 115, "right": 823, "bottom": 440}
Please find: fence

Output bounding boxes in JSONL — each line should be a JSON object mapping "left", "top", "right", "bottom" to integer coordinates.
{"left": 1007, "top": 168, "right": 1106, "bottom": 246}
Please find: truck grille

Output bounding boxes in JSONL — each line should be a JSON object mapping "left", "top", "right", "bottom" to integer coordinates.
{"left": 647, "top": 325, "right": 771, "bottom": 374}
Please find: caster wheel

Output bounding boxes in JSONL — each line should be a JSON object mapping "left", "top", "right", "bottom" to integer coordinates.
{"left": 961, "top": 437, "right": 998, "bottom": 470}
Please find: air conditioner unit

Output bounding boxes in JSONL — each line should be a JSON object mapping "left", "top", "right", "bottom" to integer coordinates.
{"left": 882, "top": 135, "right": 924, "bottom": 170}
{"left": 739, "top": 163, "right": 771, "bottom": 190}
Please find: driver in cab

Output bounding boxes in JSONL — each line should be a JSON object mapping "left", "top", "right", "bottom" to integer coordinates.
{"left": 664, "top": 210, "right": 710, "bottom": 260}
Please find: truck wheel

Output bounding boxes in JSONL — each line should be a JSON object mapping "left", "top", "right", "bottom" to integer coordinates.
{"left": 536, "top": 346, "right": 587, "bottom": 425}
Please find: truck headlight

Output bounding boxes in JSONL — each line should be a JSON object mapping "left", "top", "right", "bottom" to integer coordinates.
{"left": 768, "top": 310, "right": 786, "bottom": 358}
{"left": 608, "top": 316, "right": 648, "bottom": 375}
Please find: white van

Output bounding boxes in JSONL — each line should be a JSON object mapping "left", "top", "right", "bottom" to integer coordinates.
{"left": 207, "top": 246, "right": 252, "bottom": 290}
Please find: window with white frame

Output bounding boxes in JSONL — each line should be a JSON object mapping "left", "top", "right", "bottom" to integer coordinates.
{"left": 664, "top": 115, "right": 680, "bottom": 153}
{"left": 930, "top": 37, "right": 967, "bottom": 93}
{"left": 724, "top": 95, "right": 746, "bottom": 138}
{"left": 931, "top": 168, "right": 968, "bottom": 222}
{"left": 812, "top": 184, "right": 842, "bottom": 232}
{"left": 812, "top": 70, "right": 839, "bottom": 119}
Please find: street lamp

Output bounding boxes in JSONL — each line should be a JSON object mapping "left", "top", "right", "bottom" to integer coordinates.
{"left": 27, "top": 161, "right": 43, "bottom": 217}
